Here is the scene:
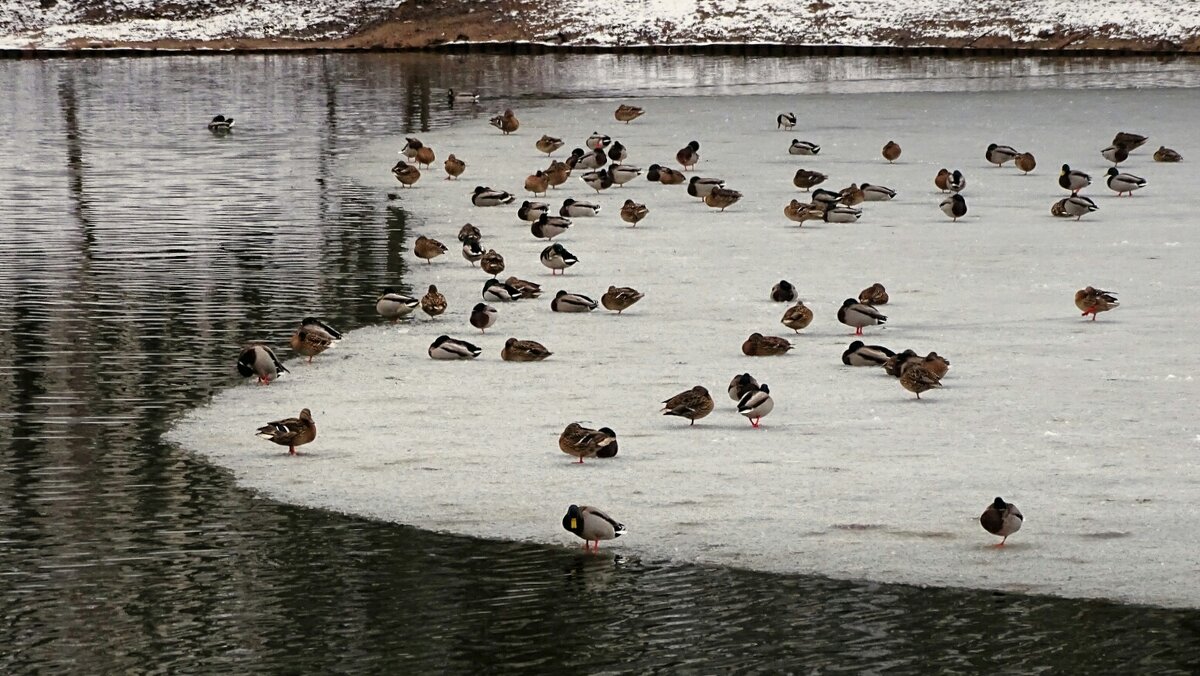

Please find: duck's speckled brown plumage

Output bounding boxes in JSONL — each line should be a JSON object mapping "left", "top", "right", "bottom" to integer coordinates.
{"left": 559, "top": 422, "right": 617, "bottom": 463}
{"left": 742, "top": 332, "right": 793, "bottom": 357}
{"left": 601, "top": 286, "right": 644, "bottom": 314}
{"left": 1075, "top": 286, "right": 1119, "bottom": 320}
{"left": 501, "top": 337, "right": 552, "bottom": 362}
{"left": 614, "top": 104, "right": 645, "bottom": 123}
{"left": 900, "top": 364, "right": 942, "bottom": 399}
{"left": 443, "top": 154, "right": 465, "bottom": 180}
{"left": 858, "top": 283, "right": 888, "bottom": 306}
{"left": 661, "top": 386, "right": 715, "bottom": 425}
{"left": 420, "top": 284, "right": 447, "bottom": 318}
{"left": 792, "top": 169, "right": 827, "bottom": 191}
{"left": 882, "top": 140, "right": 902, "bottom": 163}
{"left": 489, "top": 109, "right": 519, "bottom": 134}
{"left": 414, "top": 235, "right": 448, "bottom": 264}
{"left": 780, "top": 302, "right": 814, "bottom": 333}
{"left": 256, "top": 408, "right": 316, "bottom": 455}
{"left": 481, "top": 249, "right": 505, "bottom": 277}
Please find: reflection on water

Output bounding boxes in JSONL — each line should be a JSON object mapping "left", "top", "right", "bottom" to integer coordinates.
{"left": 1, "top": 53, "right": 1199, "bottom": 673}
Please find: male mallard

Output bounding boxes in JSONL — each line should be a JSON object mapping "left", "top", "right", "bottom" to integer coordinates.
{"left": 776, "top": 112, "right": 796, "bottom": 130}
{"left": 1100, "top": 144, "right": 1129, "bottom": 166}
{"left": 881, "top": 140, "right": 901, "bottom": 163}
{"left": 1060, "top": 195, "right": 1098, "bottom": 221}
{"left": 505, "top": 276, "right": 542, "bottom": 298}
{"left": 480, "top": 249, "right": 505, "bottom": 277}
{"left": 1153, "top": 146, "right": 1183, "bottom": 162}
{"left": 541, "top": 243, "right": 578, "bottom": 274}
{"left": 400, "top": 137, "right": 424, "bottom": 159}
{"left": 789, "top": 139, "right": 821, "bottom": 156}
{"left": 377, "top": 288, "right": 419, "bottom": 322}
{"left": 792, "top": 169, "right": 827, "bottom": 191}
{"left": 462, "top": 239, "right": 485, "bottom": 265}
{"left": 1014, "top": 152, "right": 1037, "bottom": 174}
{"left": 545, "top": 160, "right": 572, "bottom": 188}
{"left": 615, "top": 104, "right": 644, "bottom": 123}
{"left": 619, "top": 199, "right": 649, "bottom": 227}
{"left": 578, "top": 148, "right": 608, "bottom": 170}
{"left": 391, "top": 160, "right": 421, "bottom": 188}
{"left": 688, "top": 176, "right": 725, "bottom": 198}
{"left": 447, "top": 89, "right": 480, "bottom": 103}
{"left": 421, "top": 284, "right": 447, "bottom": 318}
{"left": 948, "top": 170, "right": 966, "bottom": 193}
{"left": 586, "top": 132, "right": 612, "bottom": 150}
{"left": 842, "top": 340, "right": 896, "bottom": 366}
{"left": 536, "top": 134, "right": 565, "bottom": 156}
{"left": 860, "top": 183, "right": 896, "bottom": 201}
{"left": 563, "top": 504, "right": 626, "bottom": 551}
{"left": 1058, "top": 164, "right": 1091, "bottom": 195}
{"left": 609, "top": 164, "right": 642, "bottom": 186}
{"left": 934, "top": 168, "right": 951, "bottom": 192}
{"left": 1112, "top": 131, "right": 1147, "bottom": 152}
{"left": 985, "top": 143, "right": 1019, "bottom": 167}
{"left": 471, "top": 185, "right": 515, "bottom": 207}
{"left": 601, "top": 286, "right": 643, "bottom": 314}
{"left": 256, "top": 408, "right": 315, "bottom": 455}
{"left": 560, "top": 198, "right": 600, "bottom": 217}
{"left": 1075, "top": 286, "right": 1118, "bottom": 320}
{"left": 565, "top": 148, "right": 586, "bottom": 170}
{"left": 1105, "top": 168, "right": 1146, "bottom": 197}
{"left": 980, "top": 497, "right": 1023, "bottom": 546}
{"left": 921, "top": 352, "right": 951, "bottom": 379}
{"left": 661, "top": 386, "right": 715, "bottom": 426}
{"left": 823, "top": 205, "right": 862, "bottom": 223}
{"left": 482, "top": 278, "right": 523, "bottom": 302}
{"left": 470, "top": 303, "right": 498, "bottom": 333}
{"left": 771, "top": 280, "right": 798, "bottom": 303}
{"left": 704, "top": 187, "right": 742, "bottom": 212}
{"left": 559, "top": 423, "right": 616, "bottom": 463}
{"left": 728, "top": 373, "right": 759, "bottom": 401}
{"left": 428, "top": 335, "right": 482, "bottom": 360}
{"left": 811, "top": 188, "right": 842, "bottom": 208}
{"left": 532, "top": 214, "right": 572, "bottom": 240}
{"left": 489, "top": 109, "right": 519, "bottom": 135}
{"left": 518, "top": 201, "right": 549, "bottom": 222}
{"left": 207, "top": 115, "right": 234, "bottom": 132}
{"left": 290, "top": 317, "right": 342, "bottom": 363}
{"left": 742, "top": 332, "right": 793, "bottom": 356}
{"left": 414, "top": 235, "right": 448, "bottom": 264}
{"left": 940, "top": 194, "right": 967, "bottom": 221}
{"left": 525, "top": 171, "right": 549, "bottom": 196}
{"left": 581, "top": 168, "right": 613, "bottom": 193}
{"left": 676, "top": 140, "right": 700, "bottom": 169}
{"left": 900, "top": 364, "right": 942, "bottom": 399}
{"left": 443, "top": 154, "right": 466, "bottom": 180}
{"left": 858, "top": 282, "right": 888, "bottom": 305}
{"left": 780, "top": 302, "right": 814, "bottom": 333}
{"left": 551, "top": 290, "right": 597, "bottom": 313}
{"left": 883, "top": 349, "right": 919, "bottom": 377}
{"left": 501, "top": 337, "right": 552, "bottom": 362}
{"left": 648, "top": 164, "right": 686, "bottom": 184}
{"left": 238, "top": 344, "right": 289, "bottom": 384}
{"left": 737, "top": 383, "right": 774, "bottom": 428}
{"left": 837, "top": 298, "right": 886, "bottom": 336}
{"left": 608, "top": 141, "right": 628, "bottom": 163}
{"left": 458, "top": 223, "right": 481, "bottom": 243}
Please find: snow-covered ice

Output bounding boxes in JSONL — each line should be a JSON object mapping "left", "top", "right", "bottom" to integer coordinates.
{"left": 169, "top": 86, "right": 1200, "bottom": 608}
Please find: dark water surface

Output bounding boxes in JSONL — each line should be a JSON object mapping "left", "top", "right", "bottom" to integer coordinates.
{"left": 2, "top": 53, "right": 1199, "bottom": 673}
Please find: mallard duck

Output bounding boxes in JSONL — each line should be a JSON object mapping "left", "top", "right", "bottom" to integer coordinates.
{"left": 842, "top": 340, "right": 896, "bottom": 366}
{"left": 821, "top": 205, "right": 861, "bottom": 223}
{"left": 792, "top": 169, "right": 827, "bottom": 191}
{"left": 676, "top": 140, "right": 700, "bottom": 169}
{"left": 1061, "top": 195, "right": 1098, "bottom": 221}
{"left": 586, "top": 132, "right": 612, "bottom": 150}
{"left": 921, "top": 352, "right": 951, "bottom": 379}
{"left": 400, "top": 137, "right": 423, "bottom": 159}
{"left": 290, "top": 317, "right": 342, "bottom": 363}
{"left": 838, "top": 184, "right": 865, "bottom": 206}
{"left": 414, "top": 235, "right": 448, "bottom": 264}
{"left": 237, "top": 344, "right": 288, "bottom": 384}
{"left": 545, "top": 161, "right": 572, "bottom": 188}
{"left": 489, "top": 109, "right": 519, "bottom": 134}
{"left": 480, "top": 249, "right": 505, "bottom": 277}
{"left": 501, "top": 337, "right": 552, "bottom": 362}
{"left": 648, "top": 164, "right": 686, "bottom": 184}
{"left": 391, "top": 160, "right": 421, "bottom": 188}
{"left": 447, "top": 89, "right": 479, "bottom": 103}
{"left": 563, "top": 504, "right": 626, "bottom": 550}
{"left": 900, "top": 364, "right": 942, "bottom": 399}
{"left": 940, "top": 194, "right": 967, "bottom": 221}
{"left": 1014, "top": 152, "right": 1037, "bottom": 174}
{"left": 1153, "top": 146, "right": 1183, "bottom": 162}
{"left": 882, "top": 140, "right": 902, "bottom": 163}
{"left": 601, "top": 286, "right": 643, "bottom": 314}
{"left": 482, "top": 278, "right": 523, "bottom": 302}
{"left": 1075, "top": 286, "right": 1118, "bottom": 320}
{"left": 883, "top": 349, "right": 919, "bottom": 377}
{"left": 470, "top": 303, "right": 498, "bottom": 333}
{"left": 541, "top": 243, "right": 578, "bottom": 275}
{"left": 837, "top": 298, "right": 887, "bottom": 336}
{"left": 607, "top": 141, "right": 628, "bottom": 163}
{"left": 661, "top": 386, "right": 715, "bottom": 426}
{"left": 789, "top": 139, "right": 821, "bottom": 156}
{"left": 560, "top": 198, "right": 600, "bottom": 217}
{"left": 472, "top": 185, "right": 515, "bottom": 207}
{"left": 564, "top": 148, "right": 586, "bottom": 170}
{"left": 985, "top": 143, "right": 1019, "bottom": 167}
{"left": 1112, "top": 131, "right": 1148, "bottom": 152}
{"left": 443, "top": 154, "right": 466, "bottom": 180}
{"left": 532, "top": 214, "right": 572, "bottom": 240}
{"left": 581, "top": 168, "right": 613, "bottom": 193}
{"left": 376, "top": 288, "right": 419, "bottom": 322}
{"left": 728, "top": 373, "right": 759, "bottom": 401}
{"left": 771, "top": 280, "right": 798, "bottom": 303}
{"left": 1050, "top": 198, "right": 1070, "bottom": 218}
{"left": 741, "top": 332, "right": 792, "bottom": 356}
{"left": 1058, "top": 164, "right": 1091, "bottom": 195}
{"left": 783, "top": 200, "right": 822, "bottom": 225}
{"left": 737, "top": 383, "right": 774, "bottom": 428}
{"left": 551, "top": 290, "right": 597, "bottom": 313}
{"left": 980, "top": 497, "right": 1023, "bottom": 546}
{"left": 858, "top": 282, "right": 888, "bottom": 305}
{"left": 609, "top": 164, "right": 641, "bottom": 186}
{"left": 505, "top": 276, "right": 542, "bottom": 298}
{"left": 704, "top": 187, "right": 742, "bottom": 212}
{"left": 458, "top": 223, "right": 481, "bottom": 243}
{"left": 620, "top": 199, "right": 649, "bottom": 227}
{"left": 1100, "top": 144, "right": 1129, "bottom": 166}
{"left": 518, "top": 201, "right": 549, "bottom": 223}
{"left": 688, "top": 176, "right": 725, "bottom": 198}
{"left": 414, "top": 145, "right": 435, "bottom": 169}
{"left": 615, "top": 104, "right": 645, "bottom": 124}
{"left": 948, "top": 170, "right": 967, "bottom": 193}
{"left": 428, "top": 335, "right": 482, "bottom": 360}
{"left": 559, "top": 423, "right": 616, "bottom": 463}
{"left": 934, "top": 168, "right": 951, "bottom": 192}
{"left": 421, "top": 284, "right": 447, "bottom": 318}
{"left": 462, "top": 239, "right": 485, "bottom": 265}
{"left": 525, "top": 171, "right": 549, "bottom": 196}
{"left": 1105, "top": 167, "right": 1146, "bottom": 196}
{"left": 777, "top": 112, "right": 796, "bottom": 130}
{"left": 207, "top": 115, "right": 234, "bottom": 132}
{"left": 536, "top": 134, "right": 564, "bottom": 156}
{"left": 811, "top": 188, "right": 841, "bottom": 208}
{"left": 780, "top": 302, "right": 814, "bottom": 333}
{"left": 255, "top": 408, "right": 315, "bottom": 455}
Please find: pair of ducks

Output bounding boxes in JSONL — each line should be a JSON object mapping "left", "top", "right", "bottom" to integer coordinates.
{"left": 841, "top": 342, "right": 949, "bottom": 399}
{"left": 661, "top": 378, "right": 774, "bottom": 428}
{"left": 984, "top": 143, "right": 1037, "bottom": 173}
{"left": 237, "top": 317, "right": 343, "bottom": 384}
{"left": 428, "top": 335, "right": 553, "bottom": 361}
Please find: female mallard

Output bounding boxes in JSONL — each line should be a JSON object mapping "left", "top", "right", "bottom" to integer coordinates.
{"left": 559, "top": 423, "right": 616, "bottom": 463}
{"left": 858, "top": 282, "right": 888, "bottom": 305}
{"left": 480, "top": 249, "right": 505, "bottom": 277}
{"left": 586, "top": 132, "right": 612, "bottom": 150}
{"left": 505, "top": 276, "right": 542, "bottom": 298}
{"left": 551, "top": 290, "right": 597, "bottom": 313}
{"left": 462, "top": 239, "right": 485, "bottom": 265}
{"left": 1153, "top": 146, "right": 1182, "bottom": 162}
{"left": 934, "top": 168, "right": 951, "bottom": 192}
{"left": 1061, "top": 195, "right": 1098, "bottom": 221}
{"left": 532, "top": 214, "right": 572, "bottom": 240}
{"left": 822, "top": 205, "right": 862, "bottom": 223}
{"left": 777, "top": 112, "right": 796, "bottom": 130}
{"left": 921, "top": 352, "right": 951, "bottom": 379}
{"left": 470, "top": 303, "right": 498, "bottom": 333}
{"left": 458, "top": 223, "right": 481, "bottom": 243}
{"left": 581, "top": 168, "right": 613, "bottom": 193}
{"left": 471, "top": 186, "right": 515, "bottom": 207}
{"left": 676, "top": 140, "right": 700, "bottom": 169}
{"left": 290, "top": 317, "right": 342, "bottom": 363}
{"left": 837, "top": 298, "right": 886, "bottom": 335}
{"left": 940, "top": 194, "right": 967, "bottom": 221}
{"left": 881, "top": 140, "right": 902, "bottom": 163}
{"left": 560, "top": 198, "right": 600, "bottom": 217}
{"left": 608, "top": 141, "right": 628, "bottom": 163}
{"left": 256, "top": 408, "right": 315, "bottom": 455}
{"left": 428, "top": 335, "right": 482, "bottom": 360}
{"left": 842, "top": 340, "right": 895, "bottom": 366}
{"left": 501, "top": 337, "right": 552, "bottom": 362}
{"left": 728, "top": 373, "right": 759, "bottom": 401}
{"left": 789, "top": 139, "right": 821, "bottom": 156}
{"left": 900, "top": 364, "right": 942, "bottom": 399}
{"left": 391, "top": 160, "right": 421, "bottom": 188}
{"left": 489, "top": 109, "right": 519, "bottom": 134}
{"left": 649, "top": 164, "right": 686, "bottom": 184}
{"left": 688, "top": 175, "right": 725, "bottom": 198}
{"left": 860, "top": 183, "right": 897, "bottom": 201}
{"left": 620, "top": 199, "right": 649, "bottom": 227}
{"left": 541, "top": 243, "right": 578, "bottom": 274}
{"left": 704, "top": 187, "right": 742, "bottom": 212}
{"left": 780, "top": 302, "right": 814, "bottom": 333}
{"left": 1058, "top": 164, "right": 1091, "bottom": 195}
{"left": 447, "top": 89, "right": 480, "bottom": 103}
{"left": 238, "top": 344, "right": 289, "bottom": 384}
{"left": 1075, "top": 286, "right": 1118, "bottom": 320}
{"left": 1105, "top": 168, "right": 1146, "bottom": 197}
{"left": 948, "top": 170, "right": 966, "bottom": 193}
{"left": 536, "top": 134, "right": 564, "bottom": 156}
{"left": 563, "top": 504, "right": 625, "bottom": 551}
{"left": 784, "top": 200, "right": 821, "bottom": 225}
{"left": 207, "top": 115, "right": 234, "bottom": 132}
{"left": 609, "top": 164, "right": 642, "bottom": 186}
{"left": 985, "top": 143, "right": 1019, "bottom": 167}
{"left": 376, "top": 288, "right": 419, "bottom": 322}
{"left": 525, "top": 170, "right": 549, "bottom": 196}
{"left": 839, "top": 184, "right": 865, "bottom": 206}
{"left": 601, "top": 286, "right": 643, "bottom": 314}
{"left": 578, "top": 148, "right": 607, "bottom": 170}
{"left": 615, "top": 104, "right": 645, "bottom": 123}
{"left": 443, "top": 154, "right": 466, "bottom": 180}
{"left": 518, "top": 201, "right": 549, "bottom": 222}
{"left": 771, "top": 280, "right": 798, "bottom": 303}
{"left": 793, "top": 169, "right": 827, "bottom": 191}
{"left": 737, "top": 383, "right": 774, "bottom": 428}
{"left": 1050, "top": 198, "right": 1070, "bottom": 218}
{"left": 1100, "top": 144, "right": 1128, "bottom": 166}
{"left": 1112, "top": 131, "right": 1147, "bottom": 152}
{"left": 545, "top": 161, "right": 572, "bottom": 188}
{"left": 883, "top": 349, "right": 919, "bottom": 377}
{"left": 414, "top": 235, "right": 448, "bottom": 264}
{"left": 482, "top": 278, "right": 523, "bottom": 302}
{"left": 1014, "top": 152, "right": 1036, "bottom": 174}
{"left": 742, "top": 333, "right": 792, "bottom": 356}
{"left": 980, "top": 497, "right": 1023, "bottom": 546}
{"left": 661, "top": 386, "right": 715, "bottom": 426}
{"left": 413, "top": 145, "right": 435, "bottom": 169}
{"left": 421, "top": 284, "right": 447, "bottom": 318}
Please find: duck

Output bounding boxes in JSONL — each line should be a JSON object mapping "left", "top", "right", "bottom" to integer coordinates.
{"left": 505, "top": 276, "right": 543, "bottom": 298}
{"left": 501, "top": 337, "right": 552, "bottom": 362}
{"left": 482, "top": 278, "right": 523, "bottom": 302}
{"left": 518, "top": 201, "right": 549, "bottom": 222}
{"left": 789, "top": 139, "right": 821, "bottom": 156}
{"left": 290, "top": 317, "right": 342, "bottom": 363}
{"left": 601, "top": 286, "right": 644, "bottom": 314}
{"left": 811, "top": 188, "right": 842, "bottom": 208}
{"left": 207, "top": 114, "right": 234, "bottom": 132}
{"left": 577, "top": 148, "right": 607, "bottom": 170}
{"left": 413, "top": 235, "right": 448, "bottom": 264}
{"left": 536, "top": 134, "right": 565, "bottom": 156}
{"left": 462, "top": 239, "right": 485, "bottom": 265}
{"left": 1100, "top": 144, "right": 1129, "bottom": 166}
{"left": 985, "top": 143, "right": 1019, "bottom": 167}
{"left": 413, "top": 145, "right": 435, "bottom": 169}
{"left": 704, "top": 187, "right": 743, "bottom": 212}
{"left": 1112, "top": 131, "right": 1148, "bottom": 152}
{"left": 376, "top": 288, "right": 419, "bottom": 322}
{"left": 661, "top": 386, "right": 715, "bottom": 426}
{"left": 615, "top": 104, "right": 645, "bottom": 123}
{"left": 524, "top": 171, "right": 549, "bottom": 196}
{"left": 545, "top": 160, "right": 572, "bottom": 188}
{"left": 649, "top": 164, "right": 686, "bottom": 184}
{"left": 881, "top": 140, "right": 902, "bottom": 163}
{"left": 559, "top": 423, "right": 616, "bottom": 463}
{"left": 728, "top": 373, "right": 759, "bottom": 401}
{"left": 838, "top": 184, "right": 865, "bottom": 207}
{"left": 921, "top": 352, "right": 951, "bottom": 379}
{"left": 470, "top": 303, "right": 498, "bottom": 333}
{"left": 1153, "top": 146, "right": 1183, "bottom": 162}
{"left": 676, "top": 140, "right": 700, "bottom": 169}
{"left": 1105, "top": 167, "right": 1146, "bottom": 196}
{"left": 532, "top": 214, "right": 572, "bottom": 240}
{"left": 560, "top": 198, "right": 600, "bottom": 217}
{"left": 793, "top": 169, "right": 827, "bottom": 191}
{"left": 471, "top": 185, "right": 515, "bottom": 207}
{"left": 619, "top": 199, "right": 649, "bottom": 227}
{"left": 609, "top": 164, "right": 642, "bottom": 186}
{"left": 1050, "top": 198, "right": 1070, "bottom": 218}
{"left": 1075, "top": 286, "right": 1118, "bottom": 320}
{"left": 447, "top": 89, "right": 479, "bottom": 103}
{"left": 980, "top": 497, "right": 1023, "bottom": 546}
{"left": 823, "top": 205, "right": 862, "bottom": 223}
{"left": 934, "top": 168, "right": 951, "bottom": 192}
{"left": 784, "top": 199, "right": 821, "bottom": 225}
{"left": 883, "top": 349, "right": 920, "bottom": 377}
{"left": 443, "top": 154, "right": 466, "bottom": 180}
{"left": 900, "top": 364, "right": 942, "bottom": 399}
{"left": 480, "top": 249, "right": 505, "bottom": 277}
{"left": 581, "top": 168, "right": 613, "bottom": 193}
{"left": 858, "top": 282, "right": 888, "bottom": 305}
{"left": 255, "top": 408, "right": 316, "bottom": 455}
{"left": 771, "top": 280, "right": 798, "bottom": 303}
{"left": 564, "top": 148, "right": 586, "bottom": 170}
{"left": 237, "top": 344, "right": 288, "bottom": 384}
{"left": 948, "top": 170, "right": 967, "bottom": 193}
{"left": 737, "top": 384, "right": 774, "bottom": 428}
{"left": 780, "top": 302, "right": 814, "bottom": 333}
{"left": 940, "top": 194, "right": 967, "bottom": 221}
{"left": 777, "top": 112, "right": 796, "bottom": 130}
{"left": 1058, "top": 164, "right": 1091, "bottom": 195}
{"left": 421, "top": 285, "right": 447, "bottom": 318}
{"left": 541, "top": 243, "right": 578, "bottom": 275}
{"left": 741, "top": 332, "right": 793, "bottom": 356}
{"left": 842, "top": 340, "right": 896, "bottom": 366}
{"left": 489, "top": 109, "right": 519, "bottom": 134}
{"left": 687, "top": 175, "right": 725, "bottom": 198}
{"left": 607, "top": 141, "right": 628, "bottom": 163}
{"left": 428, "top": 335, "right": 482, "bottom": 360}
{"left": 586, "top": 132, "right": 612, "bottom": 150}
{"left": 551, "top": 290, "right": 597, "bottom": 313}
{"left": 400, "top": 137, "right": 424, "bottom": 158}
{"left": 837, "top": 298, "right": 887, "bottom": 336}
{"left": 391, "top": 160, "right": 421, "bottom": 188}
{"left": 1060, "top": 195, "right": 1098, "bottom": 221}
{"left": 1014, "top": 152, "right": 1037, "bottom": 174}
{"left": 563, "top": 504, "right": 626, "bottom": 551}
